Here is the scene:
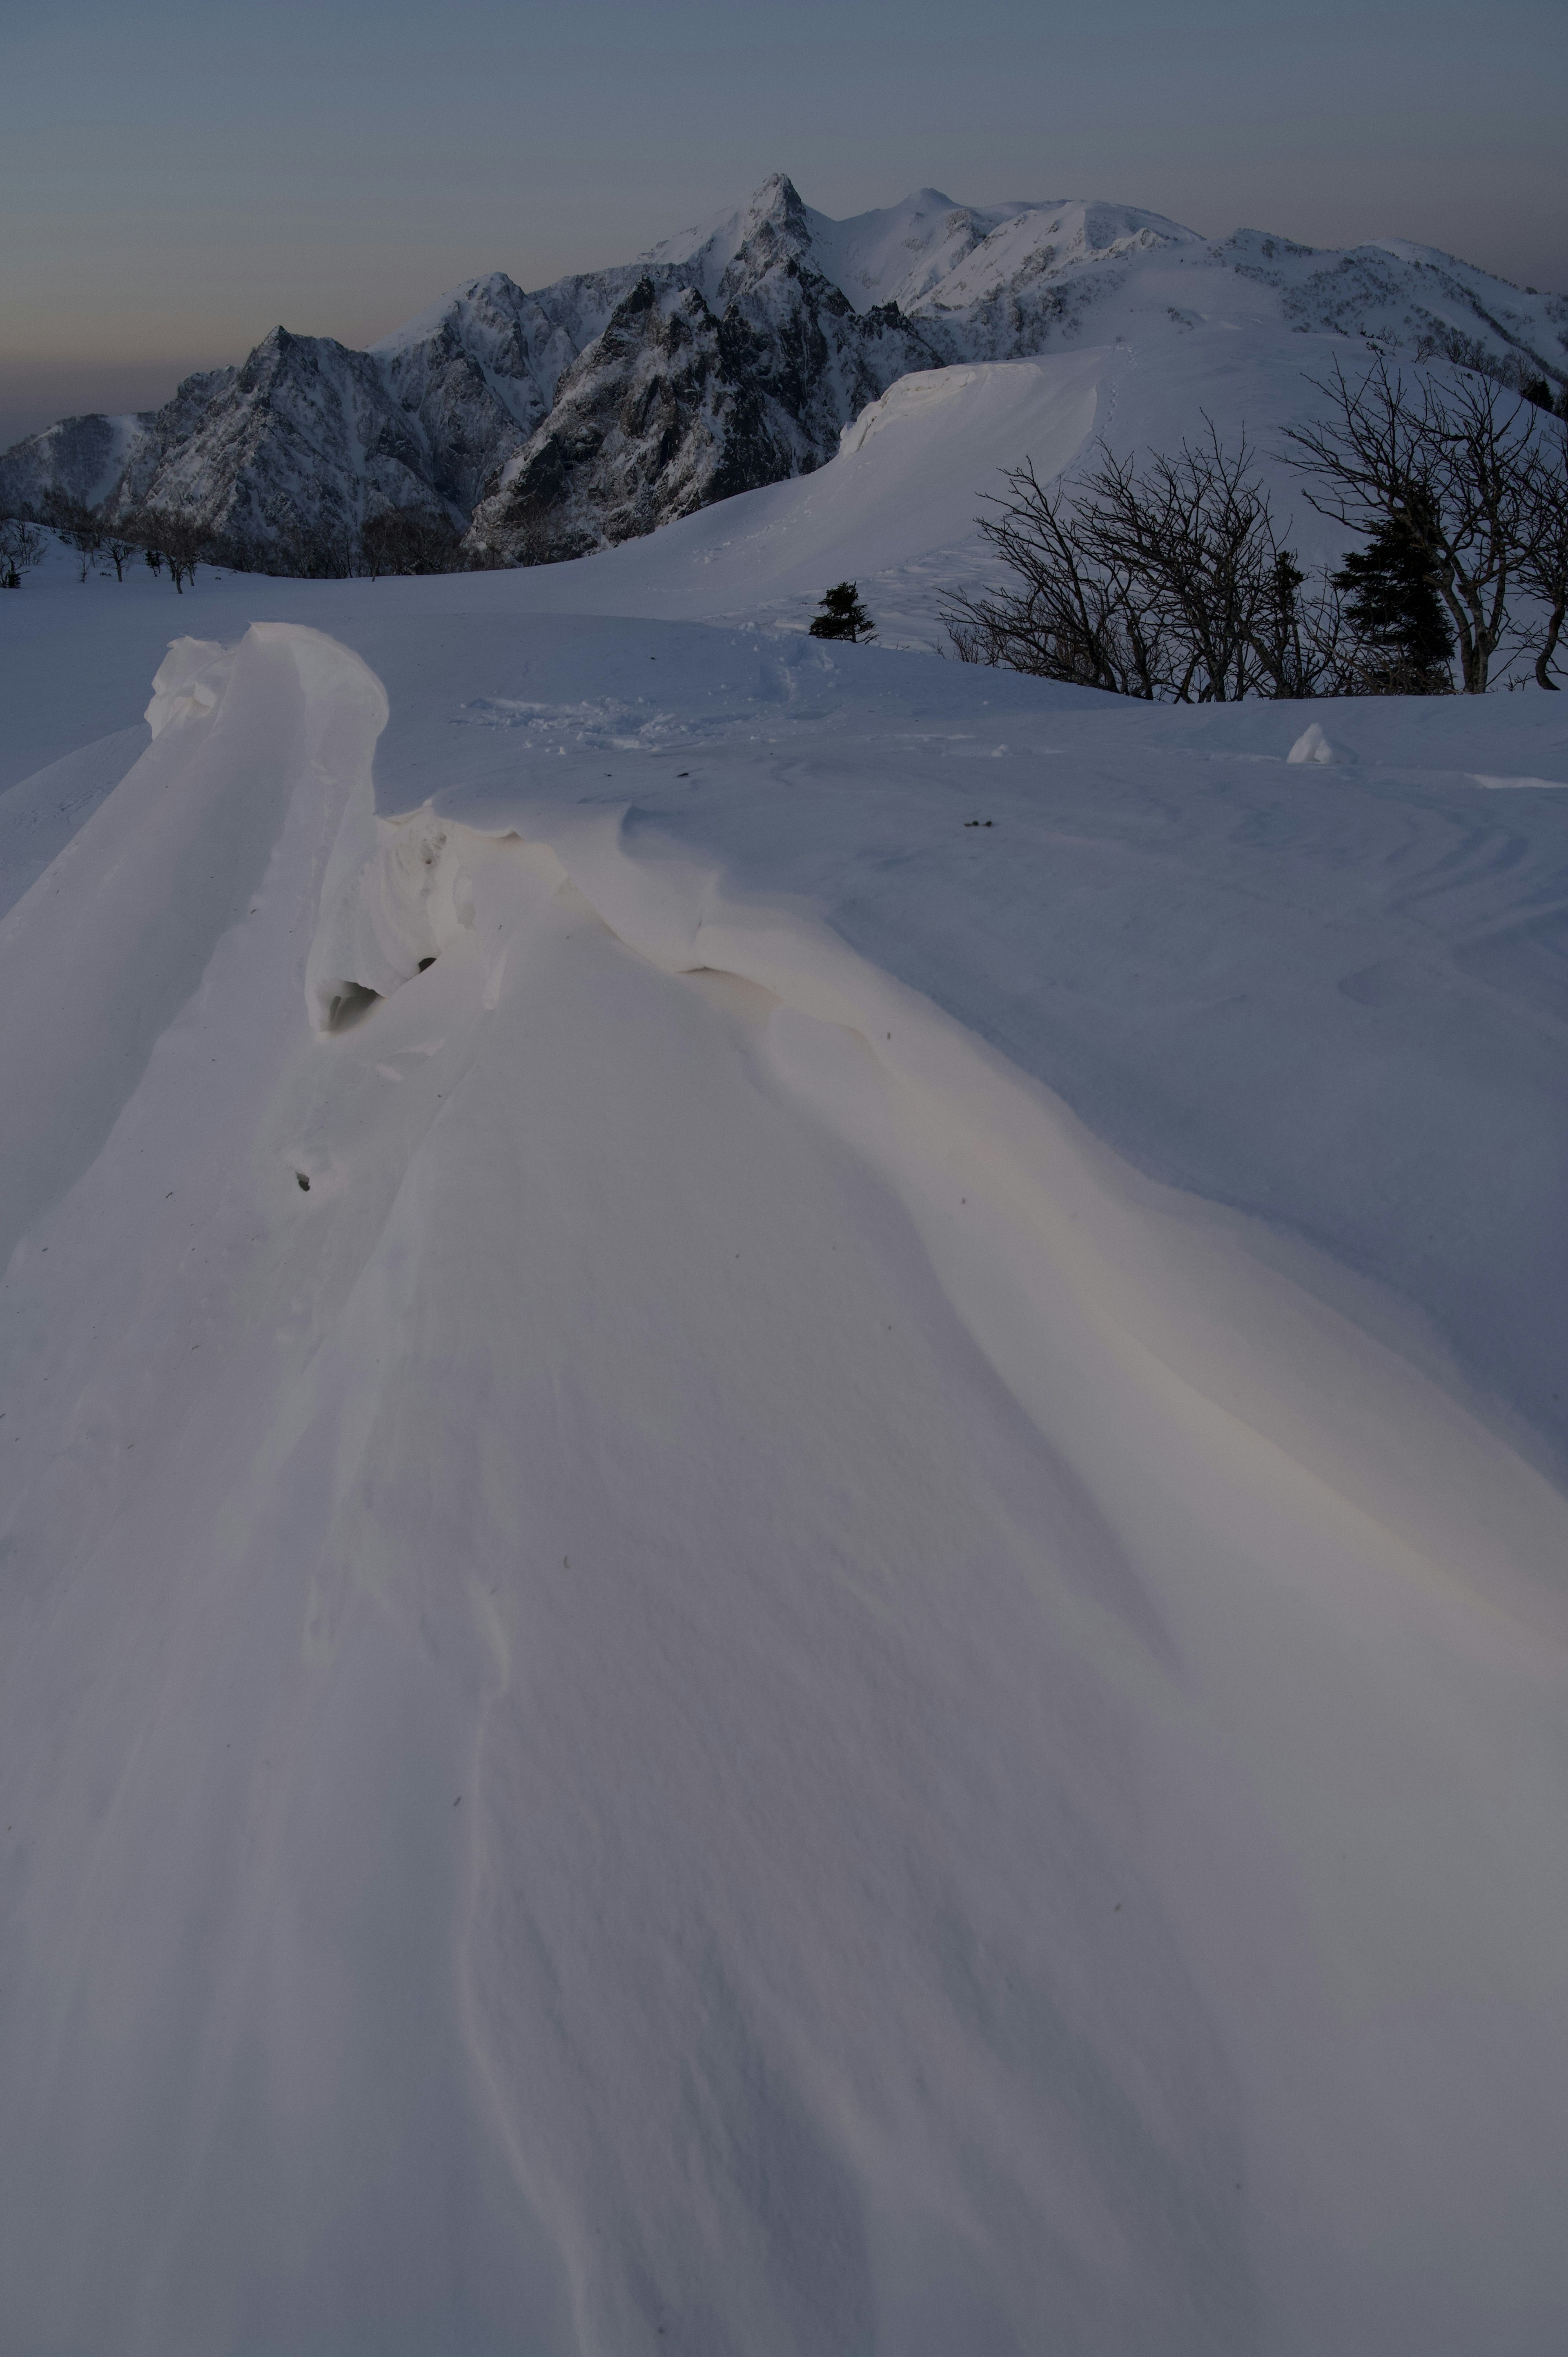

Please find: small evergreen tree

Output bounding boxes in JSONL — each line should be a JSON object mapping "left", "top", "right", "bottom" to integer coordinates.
{"left": 808, "top": 582, "right": 874, "bottom": 642}
{"left": 1332, "top": 499, "right": 1455, "bottom": 692}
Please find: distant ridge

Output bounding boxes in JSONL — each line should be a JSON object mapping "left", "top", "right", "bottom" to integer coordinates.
{"left": 3, "top": 175, "right": 1563, "bottom": 573}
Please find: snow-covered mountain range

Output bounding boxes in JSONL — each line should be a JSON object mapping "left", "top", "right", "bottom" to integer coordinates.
{"left": 3, "top": 174, "right": 1566, "bottom": 570}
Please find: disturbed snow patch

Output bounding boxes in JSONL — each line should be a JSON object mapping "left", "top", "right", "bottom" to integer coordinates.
{"left": 456, "top": 695, "right": 711, "bottom": 751}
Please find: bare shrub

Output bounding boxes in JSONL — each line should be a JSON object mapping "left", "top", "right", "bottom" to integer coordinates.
{"left": 41, "top": 492, "right": 105, "bottom": 583}
{"left": 1283, "top": 359, "right": 1543, "bottom": 693}
{"left": 359, "top": 508, "right": 465, "bottom": 578}
{"left": 1517, "top": 415, "right": 1568, "bottom": 689}
{"left": 942, "top": 428, "right": 1345, "bottom": 701}
{"left": 0, "top": 518, "right": 46, "bottom": 587}
{"left": 276, "top": 526, "right": 355, "bottom": 580}
{"left": 132, "top": 510, "right": 212, "bottom": 593}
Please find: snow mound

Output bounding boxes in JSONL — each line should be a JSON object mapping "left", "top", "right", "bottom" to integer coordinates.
{"left": 1286, "top": 720, "right": 1343, "bottom": 765}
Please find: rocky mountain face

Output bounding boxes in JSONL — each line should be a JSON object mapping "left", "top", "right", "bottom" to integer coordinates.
{"left": 3, "top": 175, "right": 1564, "bottom": 573}
{"left": 472, "top": 181, "right": 943, "bottom": 562}
{"left": 0, "top": 261, "right": 653, "bottom": 570}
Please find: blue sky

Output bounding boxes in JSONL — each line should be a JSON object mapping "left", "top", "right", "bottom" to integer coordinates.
{"left": 2, "top": 0, "right": 1564, "bottom": 442}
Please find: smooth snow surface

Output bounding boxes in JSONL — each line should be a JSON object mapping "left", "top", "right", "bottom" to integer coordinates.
{"left": 2, "top": 375, "right": 1568, "bottom": 2356}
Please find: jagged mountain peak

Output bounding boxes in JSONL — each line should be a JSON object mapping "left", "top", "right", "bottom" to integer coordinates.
{"left": 4, "top": 177, "right": 1564, "bottom": 575}
{"left": 370, "top": 270, "right": 531, "bottom": 359}
{"left": 638, "top": 172, "right": 815, "bottom": 305}
{"left": 242, "top": 325, "right": 349, "bottom": 374}
{"left": 643, "top": 170, "right": 806, "bottom": 256}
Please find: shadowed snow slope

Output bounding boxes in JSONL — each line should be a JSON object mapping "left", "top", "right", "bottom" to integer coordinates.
{"left": 1, "top": 498, "right": 1568, "bottom": 2350}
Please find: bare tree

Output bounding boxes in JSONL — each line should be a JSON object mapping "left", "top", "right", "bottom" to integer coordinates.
{"left": 1283, "top": 359, "right": 1541, "bottom": 693}
{"left": 101, "top": 532, "right": 138, "bottom": 583}
{"left": 271, "top": 520, "right": 357, "bottom": 580}
{"left": 358, "top": 507, "right": 465, "bottom": 578}
{"left": 1516, "top": 415, "right": 1568, "bottom": 690}
{"left": 1087, "top": 426, "right": 1343, "bottom": 700}
{"left": 140, "top": 511, "right": 211, "bottom": 593}
{"left": 942, "top": 458, "right": 1167, "bottom": 693}
{"left": 1257, "top": 549, "right": 1354, "bottom": 700}
{"left": 42, "top": 491, "right": 105, "bottom": 583}
{"left": 0, "top": 518, "right": 46, "bottom": 587}
{"left": 942, "top": 429, "right": 1344, "bottom": 701}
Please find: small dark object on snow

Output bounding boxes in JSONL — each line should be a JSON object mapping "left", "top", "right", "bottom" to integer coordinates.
{"left": 808, "top": 582, "right": 875, "bottom": 643}
{"left": 296, "top": 1173, "right": 310, "bottom": 1192}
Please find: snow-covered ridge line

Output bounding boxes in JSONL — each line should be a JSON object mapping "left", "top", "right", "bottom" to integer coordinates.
{"left": 0, "top": 624, "right": 385, "bottom": 1286}
{"left": 3, "top": 175, "right": 1564, "bottom": 575}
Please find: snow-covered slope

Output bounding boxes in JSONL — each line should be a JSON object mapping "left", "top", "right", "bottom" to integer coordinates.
{"left": 4, "top": 175, "right": 1564, "bottom": 571}
{"left": 2, "top": 334, "right": 1568, "bottom": 2351}
{"left": 470, "top": 355, "right": 1109, "bottom": 639}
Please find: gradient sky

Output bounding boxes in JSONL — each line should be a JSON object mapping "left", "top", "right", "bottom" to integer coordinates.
{"left": 3, "top": 0, "right": 1565, "bottom": 445}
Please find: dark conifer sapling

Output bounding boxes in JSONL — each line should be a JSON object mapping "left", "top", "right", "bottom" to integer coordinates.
{"left": 808, "top": 582, "right": 875, "bottom": 642}
{"left": 1332, "top": 500, "right": 1455, "bottom": 693}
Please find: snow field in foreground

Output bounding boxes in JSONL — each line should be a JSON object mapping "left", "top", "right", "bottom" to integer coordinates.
{"left": 0, "top": 618, "right": 1564, "bottom": 2354}
{"left": 1, "top": 326, "right": 1567, "bottom": 2350}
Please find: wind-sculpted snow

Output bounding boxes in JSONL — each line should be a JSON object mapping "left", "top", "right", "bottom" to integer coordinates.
{"left": 0, "top": 625, "right": 384, "bottom": 1282}
{"left": 0, "top": 723, "right": 149, "bottom": 920}
{"left": 4, "top": 452, "right": 1568, "bottom": 2349}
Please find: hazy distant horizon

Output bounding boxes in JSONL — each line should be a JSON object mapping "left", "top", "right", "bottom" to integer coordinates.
{"left": 4, "top": 0, "right": 1564, "bottom": 449}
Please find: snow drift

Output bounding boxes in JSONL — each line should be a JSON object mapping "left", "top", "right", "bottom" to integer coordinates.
{"left": 0, "top": 600, "right": 1566, "bottom": 2354}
